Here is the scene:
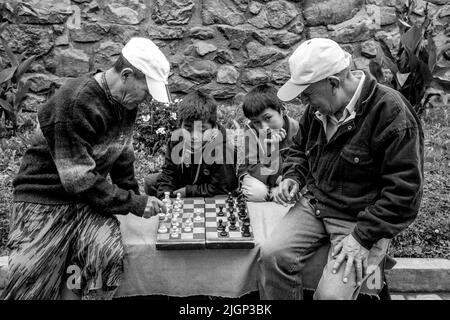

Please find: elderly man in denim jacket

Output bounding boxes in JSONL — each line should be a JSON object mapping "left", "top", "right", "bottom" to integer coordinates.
{"left": 258, "top": 38, "right": 424, "bottom": 300}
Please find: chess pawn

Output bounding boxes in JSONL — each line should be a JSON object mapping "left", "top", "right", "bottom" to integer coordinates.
{"left": 158, "top": 224, "right": 168, "bottom": 233}
{"left": 229, "top": 220, "right": 237, "bottom": 231}
{"left": 171, "top": 216, "right": 180, "bottom": 227}
{"left": 194, "top": 208, "right": 203, "bottom": 222}
{"left": 175, "top": 192, "right": 183, "bottom": 209}
{"left": 170, "top": 226, "right": 180, "bottom": 238}
{"left": 158, "top": 209, "right": 166, "bottom": 220}
{"left": 184, "top": 218, "right": 193, "bottom": 232}
{"left": 218, "top": 206, "right": 225, "bottom": 217}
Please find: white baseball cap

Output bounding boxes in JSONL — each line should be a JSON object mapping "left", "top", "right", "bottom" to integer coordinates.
{"left": 277, "top": 38, "right": 352, "bottom": 101}
{"left": 122, "top": 37, "right": 172, "bottom": 103}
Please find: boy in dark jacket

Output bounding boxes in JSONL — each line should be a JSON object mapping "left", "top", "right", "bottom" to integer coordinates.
{"left": 145, "top": 90, "right": 238, "bottom": 198}
{"left": 238, "top": 84, "right": 299, "bottom": 202}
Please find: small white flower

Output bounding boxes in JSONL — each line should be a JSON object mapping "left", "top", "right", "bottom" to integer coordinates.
{"left": 142, "top": 115, "right": 151, "bottom": 122}
{"left": 156, "top": 127, "right": 166, "bottom": 135}
{"left": 170, "top": 112, "right": 177, "bottom": 120}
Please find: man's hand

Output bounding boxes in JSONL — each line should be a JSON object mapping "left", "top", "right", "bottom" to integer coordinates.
{"left": 331, "top": 234, "right": 370, "bottom": 286}
{"left": 275, "top": 178, "right": 300, "bottom": 206}
{"left": 173, "top": 187, "right": 186, "bottom": 198}
{"left": 142, "top": 196, "right": 167, "bottom": 219}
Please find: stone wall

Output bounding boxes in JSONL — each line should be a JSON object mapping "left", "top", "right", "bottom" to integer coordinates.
{"left": 0, "top": 0, "right": 449, "bottom": 108}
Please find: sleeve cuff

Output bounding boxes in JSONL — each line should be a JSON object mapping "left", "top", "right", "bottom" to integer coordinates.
{"left": 351, "top": 228, "right": 375, "bottom": 251}
{"left": 130, "top": 194, "right": 148, "bottom": 217}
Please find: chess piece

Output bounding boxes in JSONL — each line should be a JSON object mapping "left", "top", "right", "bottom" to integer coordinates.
{"left": 158, "top": 224, "right": 168, "bottom": 233}
{"left": 184, "top": 218, "right": 193, "bottom": 232}
{"left": 220, "top": 227, "right": 228, "bottom": 237}
{"left": 229, "top": 220, "right": 237, "bottom": 231}
{"left": 162, "top": 191, "right": 173, "bottom": 212}
{"left": 158, "top": 209, "right": 166, "bottom": 220}
{"left": 242, "top": 224, "right": 251, "bottom": 237}
{"left": 217, "top": 219, "right": 225, "bottom": 231}
{"left": 194, "top": 208, "right": 203, "bottom": 222}
{"left": 218, "top": 206, "right": 225, "bottom": 217}
{"left": 171, "top": 216, "right": 180, "bottom": 227}
{"left": 170, "top": 226, "right": 180, "bottom": 237}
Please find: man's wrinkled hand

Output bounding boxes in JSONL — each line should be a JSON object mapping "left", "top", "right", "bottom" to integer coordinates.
{"left": 275, "top": 178, "right": 300, "bottom": 206}
{"left": 331, "top": 234, "right": 370, "bottom": 286}
{"left": 142, "top": 196, "right": 166, "bottom": 219}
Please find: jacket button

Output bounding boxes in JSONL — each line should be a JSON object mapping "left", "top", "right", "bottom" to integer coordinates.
{"left": 315, "top": 209, "right": 321, "bottom": 216}
{"left": 306, "top": 150, "right": 310, "bottom": 156}
{"left": 354, "top": 157, "right": 360, "bottom": 163}
{"left": 347, "top": 125, "right": 352, "bottom": 130}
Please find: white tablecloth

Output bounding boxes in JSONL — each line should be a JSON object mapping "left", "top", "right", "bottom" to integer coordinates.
{"left": 114, "top": 202, "right": 302, "bottom": 298}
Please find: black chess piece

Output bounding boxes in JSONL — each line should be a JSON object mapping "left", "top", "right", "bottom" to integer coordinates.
{"left": 242, "top": 225, "right": 251, "bottom": 237}
{"left": 217, "top": 219, "right": 225, "bottom": 231}
{"left": 218, "top": 206, "right": 225, "bottom": 217}
{"left": 220, "top": 226, "right": 228, "bottom": 237}
{"left": 229, "top": 220, "right": 237, "bottom": 231}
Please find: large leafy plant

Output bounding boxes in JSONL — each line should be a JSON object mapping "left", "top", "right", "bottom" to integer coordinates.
{"left": 369, "top": 0, "right": 450, "bottom": 116}
{"left": 0, "top": 22, "right": 36, "bottom": 134}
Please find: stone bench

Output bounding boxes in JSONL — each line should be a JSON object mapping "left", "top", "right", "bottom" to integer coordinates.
{"left": 1, "top": 256, "right": 449, "bottom": 294}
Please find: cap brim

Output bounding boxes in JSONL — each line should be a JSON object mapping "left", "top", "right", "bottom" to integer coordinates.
{"left": 277, "top": 79, "right": 310, "bottom": 102}
{"left": 146, "top": 76, "right": 172, "bottom": 103}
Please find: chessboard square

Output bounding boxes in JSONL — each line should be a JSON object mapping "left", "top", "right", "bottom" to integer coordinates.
{"left": 193, "top": 227, "right": 205, "bottom": 233}
{"left": 229, "top": 232, "right": 242, "bottom": 238}
{"left": 181, "top": 233, "right": 193, "bottom": 239}
{"left": 206, "top": 231, "right": 219, "bottom": 238}
{"left": 157, "top": 234, "right": 170, "bottom": 240}
{"left": 205, "top": 221, "right": 217, "bottom": 228}
{"left": 204, "top": 203, "right": 216, "bottom": 209}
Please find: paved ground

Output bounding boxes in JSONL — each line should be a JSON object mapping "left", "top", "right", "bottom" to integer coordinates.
{"left": 391, "top": 292, "right": 450, "bottom": 300}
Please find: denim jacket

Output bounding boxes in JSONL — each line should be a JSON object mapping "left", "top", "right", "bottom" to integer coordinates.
{"left": 282, "top": 72, "right": 424, "bottom": 249}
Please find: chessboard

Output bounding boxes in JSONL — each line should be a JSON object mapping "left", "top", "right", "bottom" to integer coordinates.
{"left": 156, "top": 197, "right": 206, "bottom": 250}
{"left": 204, "top": 194, "right": 255, "bottom": 249}
{"left": 155, "top": 193, "right": 255, "bottom": 250}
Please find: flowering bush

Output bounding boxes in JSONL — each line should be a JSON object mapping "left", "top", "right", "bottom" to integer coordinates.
{"left": 133, "top": 99, "right": 180, "bottom": 156}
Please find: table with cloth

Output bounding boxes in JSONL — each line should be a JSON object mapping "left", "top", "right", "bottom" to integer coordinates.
{"left": 114, "top": 200, "right": 384, "bottom": 298}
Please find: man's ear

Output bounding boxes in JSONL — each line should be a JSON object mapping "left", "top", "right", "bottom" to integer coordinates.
{"left": 327, "top": 76, "right": 340, "bottom": 89}
{"left": 120, "top": 68, "right": 134, "bottom": 80}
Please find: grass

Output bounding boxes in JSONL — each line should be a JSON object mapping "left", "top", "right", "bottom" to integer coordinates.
{"left": 0, "top": 102, "right": 449, "bottom": 258}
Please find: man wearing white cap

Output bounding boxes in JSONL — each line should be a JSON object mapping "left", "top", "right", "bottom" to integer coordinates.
{"left": 2, "top": 38, "right": 171, "bottom": 299}
{"left": 258, "top": 38, "right": 424, "bottom": 300}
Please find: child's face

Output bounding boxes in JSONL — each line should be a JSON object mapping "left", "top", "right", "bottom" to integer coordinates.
{"left": 182, "top": 120, "right": 214, "bottom": 144}
{"left": 248, "top": 108, "right": 284, "bottom": 130}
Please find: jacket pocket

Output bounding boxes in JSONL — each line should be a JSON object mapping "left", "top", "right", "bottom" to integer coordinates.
{"left": 338, "top": 146, "right": 378, "bottom": 204}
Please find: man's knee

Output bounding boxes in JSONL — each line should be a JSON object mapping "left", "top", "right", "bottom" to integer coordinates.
{"left": 241, "top": 175, "right": 269, "bottom": 202}
{"left": 260, "top": 239, "right": 296, "bottom": 273}
{"left": 313, "top": 262, "right": 356, "bottom": 300}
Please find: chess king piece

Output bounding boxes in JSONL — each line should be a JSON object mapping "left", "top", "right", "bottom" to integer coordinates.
{"left": 162, "top": 191, "right": 172, "bottom": 214}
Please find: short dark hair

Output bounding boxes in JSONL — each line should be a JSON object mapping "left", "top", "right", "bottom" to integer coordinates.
{"left": 178, "top": 90, "right": 217, "bottom": 125}
{"left": 242, "top": 84, "right": 283, "bottom": 118}
{"left": 113, "top": 54, "right": 146, "bottom": 80}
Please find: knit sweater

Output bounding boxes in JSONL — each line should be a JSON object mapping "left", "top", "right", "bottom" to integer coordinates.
{"left": 13, "top": 77, "right": 148, "bottom": 216}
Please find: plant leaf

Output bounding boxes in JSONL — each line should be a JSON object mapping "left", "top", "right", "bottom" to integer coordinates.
{"left": 369, "top": 60, "right": 384, "bottom": 83}
{"left": 13, "top": 54, "right": 36, "bottom": 82}
{"left": 0, "top": 66, "right": 17, "bottom": 84}
{"left": 397, "top": 72, "right": 411, "bottom": 87}
{"left": 14, "top": 80, "right": 31, "bottom": 109}
{"left": 0, "top": 22, "right": 8, "bottom": 34}
{"left": 427, "top": 37, "right": 437, "bottom": 72}
{"left": 433, "top": 66, "right": 450, "bottom": 79}
{"left": 401, "top": 24, "right": 422, "bottom": 54}
{"left": 0, "top": 36, "right": 18, "bottom": 66}
{"left": 0, "top": 98, "right": 14, "bottom": 114}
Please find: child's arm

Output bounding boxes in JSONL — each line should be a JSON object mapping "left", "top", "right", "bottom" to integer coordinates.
{"left": 155, "top": 141, "right": 180, "bottom": 198}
